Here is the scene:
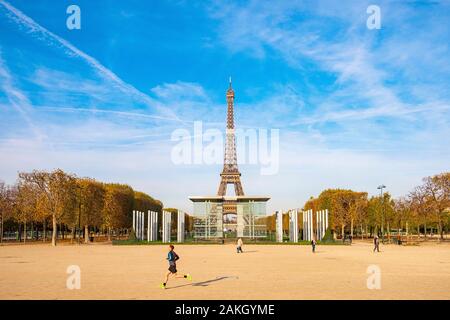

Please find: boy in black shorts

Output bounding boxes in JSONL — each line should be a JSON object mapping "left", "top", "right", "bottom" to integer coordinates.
{"left": 160, "top": 244, "right": 192, "bottom": 289}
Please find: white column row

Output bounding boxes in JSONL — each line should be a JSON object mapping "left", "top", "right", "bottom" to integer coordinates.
{"left": 301, "top": 209, "right": 329, "bottom": 241}
{"left": 302, "top": 209, "right": 314, "bottom": 241}
{"left": 147, "top": 210, "right": 158, "bottom": 242}
{"left": 162, "top": 210, "right": 172, "bottom": 243}
{"left": 133, "top": 210, "right": 161, "bottom": 242}
{"left": 289, "top": 209, "right": 298, "bottom": 242}
{"left": 132, "top": 210, "right": 145, "bottom": 240}
{"left": 316, "top": 209, "right": 329, "bottom": 240}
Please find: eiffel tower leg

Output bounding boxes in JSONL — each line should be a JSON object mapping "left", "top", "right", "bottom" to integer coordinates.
{"left": 217, "top": 178, "right": 227, "bottom": 196}
{"left": 234, "top": 180, "right": 244, "bottom": 196}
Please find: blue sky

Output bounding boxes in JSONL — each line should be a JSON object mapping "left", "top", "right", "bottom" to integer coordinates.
{"left": 0, "top": 0, "right": 449, "bottom": 213}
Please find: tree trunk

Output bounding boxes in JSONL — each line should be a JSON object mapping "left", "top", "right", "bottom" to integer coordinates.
{"left": 350, "top": 219, "right": 354, "bottom": 238}
{"left": 341, "top": 224, "right": 345, "bottom": 239}
{"left": 387, "top": 222, "right": 390, "bottom": 240}
{"left": 51, "top": 214, "right": 57, "bottom": 246}
{"left": 424, "top": 223, "right": 427, "bottom": 240}
{"left": 84, "top": 225, "right": 89, "bottom": 243}
{"left": 439, "top": 219, "right": 444, "bottom": 240}
{"left": 406, "top": 221, "right": 409, "bottom": 242}
{"left": 24, "top": 221, "right": 27, "bottom": 244}
{"left": 0, "top": 212, "right": 3, "bottom": 243}
{"left": 71, "top": 225, "right": 75, "bottom": 244}
{"left": 108, "top": 227, "right": 111, "bottom": 241}
{"left": 18, "top": 223, "right": 22, "bottom": 242}
{"left": 43, "top": 219, "right": 47, "bottom": 242}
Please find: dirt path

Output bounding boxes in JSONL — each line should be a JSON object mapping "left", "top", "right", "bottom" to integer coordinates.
{"left": 1, "top": 242, "right": 449, "bottom": 299}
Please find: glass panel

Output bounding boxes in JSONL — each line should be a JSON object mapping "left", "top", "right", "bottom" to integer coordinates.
{"left": 193, "top": 200, "right": 267, "bottom": 239}
{"left": 193, "top": 201, "right": 223, "bottom": 239}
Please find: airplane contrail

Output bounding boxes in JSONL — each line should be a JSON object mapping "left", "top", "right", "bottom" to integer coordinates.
{"left": 0, "top": 0, "right": 181, "bottom": 122}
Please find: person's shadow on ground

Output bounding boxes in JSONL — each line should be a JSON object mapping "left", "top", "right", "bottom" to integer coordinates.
{"left": 165, "top": 276, "right": 238, "bottom": 290}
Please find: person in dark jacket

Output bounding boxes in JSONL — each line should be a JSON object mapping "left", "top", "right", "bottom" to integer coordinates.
{"left": 311, "top": 238, "right": 317, "bottom": 253}
{"left": 160, "top": 244, "right": 192, "bottom": 289}
{"left": 373, "top": 236, "right": 380, "bottom": 252}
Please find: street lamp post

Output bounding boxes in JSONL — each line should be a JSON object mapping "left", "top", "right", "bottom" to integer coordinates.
{"left": 377, "top": 184, "right": 386, "bottom": 242}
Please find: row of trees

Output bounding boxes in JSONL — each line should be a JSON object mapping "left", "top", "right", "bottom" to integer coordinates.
{"left": 300, "top": 172, "right": 449, "bottom": 240}
{"left": 0, "top": 169, "right": 163, "bottom": 246}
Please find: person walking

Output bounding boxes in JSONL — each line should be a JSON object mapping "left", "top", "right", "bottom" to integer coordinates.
{"left": 311, "top": 238, "right": 316, "bottom": 253}
{"left": 160, "top": 244, "right": 192, "bottom": 289}
{"left": 236, "top": 238, "right": 243, "bottom": 253}
{"left": 373, "top": 235, "right": 380, "bottom": 252}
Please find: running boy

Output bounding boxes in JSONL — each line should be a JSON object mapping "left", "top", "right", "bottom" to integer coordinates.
{"left": 160, "top": 244, "right": 192, "bottom": 289}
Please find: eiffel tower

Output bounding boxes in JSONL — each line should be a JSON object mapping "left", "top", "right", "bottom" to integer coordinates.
{"left": 217, "top": 78, "right": 245, "bottom": 198}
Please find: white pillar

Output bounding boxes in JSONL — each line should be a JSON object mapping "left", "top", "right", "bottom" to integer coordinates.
{"left": 320, "top": 210, "right": 323, "bottom": 239}
{"left": 140, "top": 211, "right": 144, "bottom": 240}
{"left": 319, "top": 210, "right": 321, "bottom": 239}
{"left": 276, "top": 210, "right": 283, "bottom": 243}
{"left": 150, "top": 211, "right": 153, "bottom": 241}
{"left": 290, "top": 209, "right": 297, "bottom": 242}
{"left": 322, "top": 210, "right": 325, "bottom": 239}
{"left": 162, "top": 211, "right": 172, "bottom": 243}
{"left": 177, "top": 210, "right": 185, "bottom": 243}
{"left": 303, "top": 211, "right": 307, "bottom": 241}
{"left": 150, "top": 211, "right": 158, "bottom": 241}
{"left": 136, "top": 211, "right": 139, "bottom": 240}
{"left": 305, "top": 210, "right": 308, "bottom": 241}
{"left": 152, "top": 211, "right": 156, "bottom": 241}
{"left": 141, "top": 211, "right": 144, "bottom": 240}
{"left": 303, "top": 211, "right": 308, "bottom": 240}
{"left": 289, "top": 210, "right": 294, "bottom": 242}
{"left": 132, "top": 210, "right": 136, "bottom": 234}
{"left": 294, "top": 209, "right": 299, "bottom": 242}
{"left": 155, "top": 211, "right": 158, "bottom": 241}
{"left": 306, "top": 210, "right": 309, "bottom": 241}
{"left": 317, "top": 210, "right": 321, "bottom": 240}
{"left": 290, "top": 210, "right": 293, "bottom": 242}
{"left": 309, "top": 210, "right": 312, "bottom": 241}
{"left": 147, "top": 211, "right": 150, "bottom": 242}
{"left": 162, "top": 211, "right": 166, "bottom": 242}
{"left": 139, "top": 211, "right": 142, "bottom": 240}
{"left": 316, "top": 211, "right": 319, "bottom": 241}
{"left": 139, "top": 211, "right": 144, "bottom": 240}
